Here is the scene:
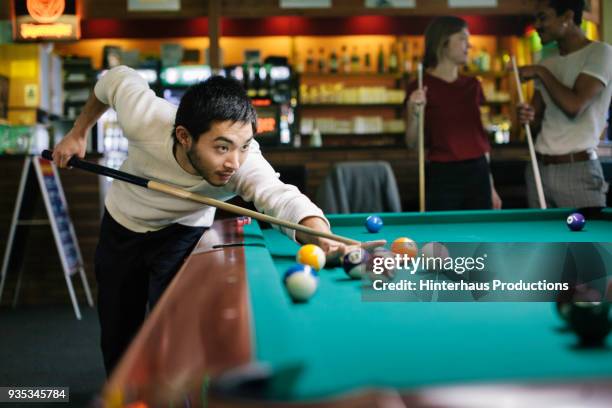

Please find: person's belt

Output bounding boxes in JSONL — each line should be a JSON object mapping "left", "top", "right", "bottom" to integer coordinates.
{"left": 537, "top": 150, "right": 591, "bottom": 165}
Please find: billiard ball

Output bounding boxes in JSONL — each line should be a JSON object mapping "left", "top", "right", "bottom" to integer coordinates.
{"left": 284, "top": 264, "right": 318, "bottom": 302}
{"left": 296, "top": 244, "right": 326, "bottom": 270}
{"left": 366, "top": 248, "right": 396, "bottom": 282}
{"left": 566, "top": 213, "right": 586, "bottom": 231}
{"left": 365, "top": 215, "right": 383, "bottom": 233}
{"left": 556, "top": 285, "right": 605, "bottom": 323}
{"left": 391, "top": 237, "right": 418, "bottom": 258}
{"left": 342, "top": 249, "right": 371, "bottom": 280}
{"left": 567, "top": 302, "right": 610, "bottom": 346}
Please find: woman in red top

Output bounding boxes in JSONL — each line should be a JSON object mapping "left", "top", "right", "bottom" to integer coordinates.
{"left": 406, "top": 16, "right": 502, "bottom": 211}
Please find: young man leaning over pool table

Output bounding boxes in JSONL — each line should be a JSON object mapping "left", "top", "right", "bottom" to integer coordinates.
{"left": 51, "top": 66, "right": 370, "bottom": 375}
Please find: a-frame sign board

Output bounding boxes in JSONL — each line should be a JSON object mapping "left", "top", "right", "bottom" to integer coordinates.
{"left": 0, "top": 156, "right": 93, "bottom": 319}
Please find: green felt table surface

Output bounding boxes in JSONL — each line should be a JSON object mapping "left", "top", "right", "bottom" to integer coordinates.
{"left": 241, "top": 209, "right": 612, "bottom": 400}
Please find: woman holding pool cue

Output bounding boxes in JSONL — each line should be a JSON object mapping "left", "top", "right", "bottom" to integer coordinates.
{"left": 405, "top": 16, "right": 502, "bottom": 211}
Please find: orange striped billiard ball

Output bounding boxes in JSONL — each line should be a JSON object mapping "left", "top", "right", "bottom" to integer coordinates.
{"left": 391, "top": 237, "right": 418, "bottom": 257}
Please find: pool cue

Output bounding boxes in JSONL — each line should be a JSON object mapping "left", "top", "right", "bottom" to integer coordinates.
{"left": 41, "top": 150, "right": 360, "bottom": 245}
{"left": 511, "top": 57, "right": 547, "bottom": 209}
{"left": 417, "top": 63, "right": 426, "bottom": 213}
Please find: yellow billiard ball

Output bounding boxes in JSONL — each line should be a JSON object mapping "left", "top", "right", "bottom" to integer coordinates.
{"left": 296, "top": 244, "right": 326, "bottom": 270}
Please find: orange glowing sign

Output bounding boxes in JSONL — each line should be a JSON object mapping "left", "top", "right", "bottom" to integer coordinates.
{"left": 252, "top": 99, "right": 272, "bottom": 107}
{"left": 257, "top": 117, "right": 277, "bottom": 134}
{"left": 13, "top": 0, "right": 80, "bottom": 41}
{"left": 27, "top": 0, "right": 65, "bottom": 23}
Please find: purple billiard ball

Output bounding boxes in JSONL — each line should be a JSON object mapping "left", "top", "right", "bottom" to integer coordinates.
{"left": 566, "top": 213, "right": 586, "bottom": 232}
{"left": 343, "top": 249, "right": 371, "bottom": 279}
{"left": 365, "top": 215, "right": 383, "bottom": 233}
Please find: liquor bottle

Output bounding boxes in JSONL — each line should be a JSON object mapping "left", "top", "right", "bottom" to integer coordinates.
{"left": 294, "top": 50, "right": 304, "bottom": 73}
{"left": 388, "top": 42, "right": 398, "bottom": 74}
{"left": 306, "top": 49, "right": 315, "bottom": 73}
{"left": 310, "top": 127, "right": 322, "bottom": 147}
{"left": 341, "top": 45, "right": 350, "bottom": 73}
{"left": 364, "top": 47, "right": 372, "bottom": 73}
{"left": 329, "top": 49, "right": 338, "bottom": 74}
{"left": 318, "top": 48, "right": 326, "bottom": 73}
{"left": 479, "top": 48, "right": 491, "bottom": 72}
{"left": 402, "top": 41, "right": 412, "bottom": 73}
{"left": 377, "top": 44, "right": 385, "bottom": 74}
{"left": 350, "top": 46, "right": 360, "bottom": 73}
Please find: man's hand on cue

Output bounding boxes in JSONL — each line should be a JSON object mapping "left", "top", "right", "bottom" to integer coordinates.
{"left": 297, "top": 216, "right": 386, "bottom": 263}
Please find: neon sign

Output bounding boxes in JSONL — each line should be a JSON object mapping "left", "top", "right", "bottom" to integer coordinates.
{"left": 13, "top": 0, "right": 80, "bottom": 41}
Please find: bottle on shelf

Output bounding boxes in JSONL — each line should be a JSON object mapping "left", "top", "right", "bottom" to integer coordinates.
{"left": 329, "top": 49, "right": 339, "bottom": 74}
{"left": 341, "top": 45, "right": 350, "bottom": 73}
{"left": 364, "top": 47, "right": 372, "bottom": 73}
{"left": 479, "top": 48, "right": 491, "bottom": 72}
{"left": 306, "top": 49, "right": 315, "bottom": 73}
{"left": 377, "top": 44, "right": 385, "bottom": 74}
{"left": 388, "top": 42, "right": 398, "bottom": 74}
{"left": 318, "top": 48, "right": 327, "bottom": 73}
{"left": 294, "top": 49, "right": 304, "bottom": 74}
{"left": 350, "top": 46, "right": 360, "bottom": 73}
{"left": 402, "top": 40, "right": 412, "bottom": 73}
{"left": 310, "top": 126, "right": 323, "bottom": 147}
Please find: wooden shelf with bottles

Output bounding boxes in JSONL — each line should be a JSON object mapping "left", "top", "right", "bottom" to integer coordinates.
{"left": 296, "top": 71, "right": 408, "bottom": 147}
{"left": 301, "top": 103, "right": 404, "bottom": 109}
{"left": 296, "top": 40, "right": 410, "bottom": 146}
{"left": 299, "top": 72, "right": 408, "bottom": 80}
{"left": 300, "top": 132, "right": 405, "bottom": 148}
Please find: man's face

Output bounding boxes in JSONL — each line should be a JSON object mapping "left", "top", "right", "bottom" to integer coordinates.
{"left": 184, "top": 121, "right": 254, "bottom": 187}
{"left": 534, "top": 1, "right": 571, "bottom": 44}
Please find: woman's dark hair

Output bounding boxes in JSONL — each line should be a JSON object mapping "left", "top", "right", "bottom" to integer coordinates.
{"left": 546, "top": 0, "right": 585, "bottom": 26}
{"left": 423, "top": 16, "right": 468, "bottom": 69}
{"left": 173, "top": 75, "right": 257, "bottom": 142}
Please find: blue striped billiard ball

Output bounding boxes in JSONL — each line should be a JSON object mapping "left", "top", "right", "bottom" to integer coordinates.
{"left": 284, "top": 264, "right": 318, "bottom": 302}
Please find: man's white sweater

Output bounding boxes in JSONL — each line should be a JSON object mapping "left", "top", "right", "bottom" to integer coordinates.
{"left": 95, "top": 66, "right": 326, "bottom": 240}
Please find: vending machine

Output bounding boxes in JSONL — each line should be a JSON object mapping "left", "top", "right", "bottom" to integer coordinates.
{"left": 160, "top": 65, "right": 212, "bottom": 106}
{"left": 226, "top": 61, "right": 295, "bottom": 147}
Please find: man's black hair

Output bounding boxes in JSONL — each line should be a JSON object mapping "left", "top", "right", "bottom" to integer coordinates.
{"left": 173, "top": 75, "right": 257, "bottom": 142}
{"left": 546, "top": 0, "right": 585, "bottom": 26}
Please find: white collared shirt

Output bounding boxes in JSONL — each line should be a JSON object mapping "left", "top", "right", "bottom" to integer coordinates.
{"left": 95, "top": 66, "right": 327, "bottom": 240}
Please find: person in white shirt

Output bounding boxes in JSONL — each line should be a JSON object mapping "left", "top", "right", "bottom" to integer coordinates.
{"left": 52, "top": 66, "right": 357, "bottom": 374}
{"left": 518, "top": 0, "right": 611, "bottom": 209}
